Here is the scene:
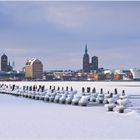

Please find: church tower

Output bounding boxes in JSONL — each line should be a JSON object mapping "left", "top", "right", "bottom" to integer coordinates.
{"left": 1, "top": 54, "right": 13, "bottom": 72}
{"left": 83, "top": 44, "right": 90, "bottom": 72}
{"left": 1, "top": 54, "right": 8, "bottom": 72}
{"left": 91, "top": 56, "right": 98, "bottom": 72}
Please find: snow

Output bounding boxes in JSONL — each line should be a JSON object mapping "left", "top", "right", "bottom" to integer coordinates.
{"left": 1, "top": 81, "right": 140, "bottom": 95}
{"left": 0, "top": 81, "right": 140, "bottom": 139}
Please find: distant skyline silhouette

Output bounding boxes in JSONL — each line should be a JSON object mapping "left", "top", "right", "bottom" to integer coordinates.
{"left": 0, "top": 1, "right": 140, "bottom": 70}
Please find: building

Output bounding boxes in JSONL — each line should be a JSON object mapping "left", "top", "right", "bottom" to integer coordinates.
{"left": 90, "top": 56, "right": 98, "bottom": 72}
{"left": 113, "top": 73, "right": 123, "bottom": 81}
{"left": 130, "top": 68, "right": 140, "bottom": 80}
{"left": 25, "top": 58, "right": 43, "bottom": 80}
{"left": 83, "top": 44, "right": 90, "bottom": 73}
{"left": 1, "top": 54, "right": 13, "bottom": 72}
{"left": 1, "top": 54, "right": 8, "bottom": 72}
{"left": 83, "top": 45, "right": 99, "bottom": 73}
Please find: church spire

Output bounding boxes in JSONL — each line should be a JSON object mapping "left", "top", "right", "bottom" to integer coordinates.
{"left": 83, "top": 44, "right": 90, "bottom": 73}
{"left": 85, "top": 44, "right": 88, "bottom": 54}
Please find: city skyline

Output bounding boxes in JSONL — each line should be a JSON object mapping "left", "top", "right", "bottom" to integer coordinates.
{"left": 0, "top": 1, "right": 140, "bottom": 70}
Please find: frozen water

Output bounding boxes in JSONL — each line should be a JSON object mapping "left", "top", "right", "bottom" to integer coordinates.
{"left": 0, "top": 81, "right": 140, "bottom": 139}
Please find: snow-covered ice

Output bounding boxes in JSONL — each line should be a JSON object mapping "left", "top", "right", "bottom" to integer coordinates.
{"left": 0, "top": 81, "right": 140, "bottom": 139}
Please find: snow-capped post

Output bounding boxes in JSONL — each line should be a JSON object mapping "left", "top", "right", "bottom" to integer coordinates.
{"left": 29, "top": 86, "right": 32, "bottom": 91}
{"left": 122, "top": 90, "right": 125, "bottom": 96}
{"left": 66, "top": 86, "right": 68, "bottom": 91}
{"left": 79, "top": 95, "right": 89, "bottom": 106}
{"left": 39, "top": 85, "right": 41, "bottom": 91}
{"left": 71, "top": 87, "right": 73, "bottom": 91}
{"left": 26, "top": 86, "right": 28, "bottom": 91}
{"left": 41, "top": 85, "right": 44, "bottom": 92}
{"left": 92, "top": 88, "right": 96, "bottom": 93}
{"left": 89, "top": 88, "right": 97, "bottom": 102}
{"left": 33, "top": 85, "right": 35, "bottom": 91}
{"left": 114, "top": 88, "right": 118, "bottom": 95}
{"left": 100, "top": 88, "right": 103, "bottom": 94}
{"left": 53, "top": 86, "right": 55, "bottom": 90}
{"left": 87, "top": 87, "right": 90, "bottom": 93}
{"left": 52, "top": 89, "right": 54, "bottom": 93}
{"left": 62, "top": 87, "right": 64, "bottom": 91}
{"left": 104, "top": 91, "right": 110, "bottom": 104}
{"left": 113, "top": 89, "right": 119, "bottom": 104}
{"left": 23, "top": 86, "right": 25, "bottom": 91}
{"left": 82, "top": 87, "right": 85, "bottom": 93}
{"left": 106, "top": 93, "right": 115, "bottom": 111}
{"left": 12, "top": 84, "right": 15, "bottom": 91}
{"left": 35, "top": 85, "right": 37, "bottom": 90}
{"left": 57, "top": 86, "right": 60, "bottom": 91}
{"left": 97, "top": 89, "right": 104, "bottom": 104}
{"left": 117, "top": 100, "right": 125, "bottom": 113}
{"left": 116, "top": 90, "right": 127, "bottom": 113}
{"left": 49, "top": 86, "right": 52, "bottom": 90}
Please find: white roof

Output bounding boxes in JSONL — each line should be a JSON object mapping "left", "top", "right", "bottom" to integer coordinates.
{"left": 26, "top": 58, "right": 41, "bottom": 65}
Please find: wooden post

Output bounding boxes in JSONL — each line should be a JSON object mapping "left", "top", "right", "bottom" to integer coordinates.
{"left": 92, "top": 88, "right": 96, "bottom": 93}
{"left": 82, "top": 87, "right": 85, "bottom": 93}
{"left": 87, "top": 87, "right": 90, "bottom": 93}
{"left": 114, "top": 88, "right": 118, "bottom": 94}
{"left": 100, "top": 88, "right": 103, "bottom": 94}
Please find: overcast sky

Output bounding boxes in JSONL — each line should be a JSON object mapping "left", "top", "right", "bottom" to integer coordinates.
{"left": 0, "top": 1, "right": 140, "bottom": 71}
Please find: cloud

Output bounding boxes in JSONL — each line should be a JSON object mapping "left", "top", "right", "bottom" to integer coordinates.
{"left": 94, "top": 45, "right": 140, "bottom": 69}
{"left": 4, "top": 48, "right": 31, "bottom": 55}
{"left": 0, "top": 2, "right": 92, "bottom": 29}
{"left": 0, "top": 1, "right": 140, "bottom": 70}
{"left": 43, "top": 2, "right": 93, "bottom": 29}
{"left": 1, "top": 1, "right": 140, "bottom": 33}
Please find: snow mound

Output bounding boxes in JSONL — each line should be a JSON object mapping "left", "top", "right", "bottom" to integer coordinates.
{"left": 126, "top": 110, "right": 140, "bottom": 116}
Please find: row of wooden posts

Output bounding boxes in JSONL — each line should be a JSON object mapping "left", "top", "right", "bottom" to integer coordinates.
{"left": 0, "top": 83, "right": 125, "bottom": 95}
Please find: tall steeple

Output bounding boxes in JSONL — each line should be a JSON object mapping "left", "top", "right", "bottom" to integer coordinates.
{"left": 85, "top": 44, "right": 88, "bottom": 54}
{"left": 83, "top": 44, "right": 90, "bottom": 73}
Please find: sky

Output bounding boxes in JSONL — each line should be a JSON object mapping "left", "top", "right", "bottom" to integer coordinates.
{"left": 0, "top": 1, "right": 140, "bottom": 71}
